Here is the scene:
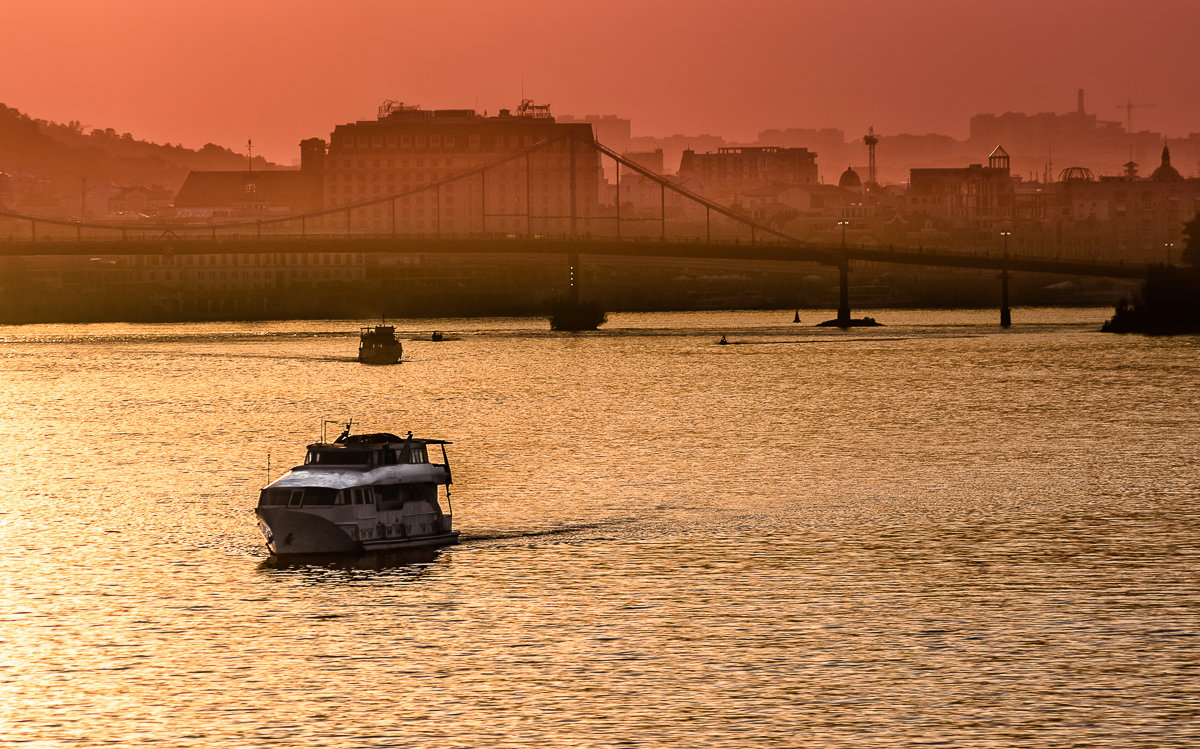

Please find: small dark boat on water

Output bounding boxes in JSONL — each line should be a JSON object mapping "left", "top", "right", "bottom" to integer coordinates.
{"left": 816, "top": 316, "right": 883, "bottom": 328}
{"left": 549, "top": 299, "right": 607, "bottom": 331}
{"left": 359, "top": 325, "right": 403, "bottom": 364}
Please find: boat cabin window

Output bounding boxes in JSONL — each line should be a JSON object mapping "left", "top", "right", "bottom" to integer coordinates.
{"left": 379, "top": 445, "right": 427, "bottom": 464}
{"left": 305, "top": 449, "right": 373, "bottom": 466}
{"left": 258, "top": 488, "right": 339, "bottom": 507}
{"left": 404, "top": 445, "right": 428, "bottom": 463}
{"left": 302, "top": 488, "right": 338, "bottom": 505}
{"left": 259, "top": 489, "right": 303, "bottom": 506}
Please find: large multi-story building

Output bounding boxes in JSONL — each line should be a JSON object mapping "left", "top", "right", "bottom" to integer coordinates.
{"left": 315, "top": 101, "right": 602, "bottom": 236}
{"left": 677, "top": 146, "right": 818, "bottom": 204}
{"left": 904, "top": 146, "right": 1015, "bottom": 238}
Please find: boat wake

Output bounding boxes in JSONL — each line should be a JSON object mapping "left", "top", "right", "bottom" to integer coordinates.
{"left": 460, "top": 522, "right": 615, "bottom": 543}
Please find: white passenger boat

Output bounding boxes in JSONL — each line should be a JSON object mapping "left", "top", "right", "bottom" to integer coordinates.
{"left": 255, "top": 429, "right": 459, "bottom": 556}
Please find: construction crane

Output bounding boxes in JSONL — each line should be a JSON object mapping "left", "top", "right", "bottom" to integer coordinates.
{"left": 1116, "top": 98, "right": 1154, "bottom": 133}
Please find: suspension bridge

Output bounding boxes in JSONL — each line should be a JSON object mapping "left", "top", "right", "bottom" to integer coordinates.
{"left": 0, "top": 134, "right": 1145, "bottom": 325}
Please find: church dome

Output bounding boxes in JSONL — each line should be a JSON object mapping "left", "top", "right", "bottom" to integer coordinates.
{"left": 838, "top": 166, "right": 862, "bottom": 191}
{"left": 1151, "top": 145, "right": 1183, "bottom": 181}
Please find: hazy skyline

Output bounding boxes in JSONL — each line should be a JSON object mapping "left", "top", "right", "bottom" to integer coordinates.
{"left": 5, "top": 0, "right": 1199, "bottom": 163}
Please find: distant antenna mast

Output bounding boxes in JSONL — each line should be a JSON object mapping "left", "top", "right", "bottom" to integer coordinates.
{"left": 247, "top": 139, "right": 253, "bottom": 173}
{"left": 863, "top": 126, "right": 879, "bottom": 186}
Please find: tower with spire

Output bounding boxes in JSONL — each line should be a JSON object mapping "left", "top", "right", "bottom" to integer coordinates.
{"left": 1150, "top": 144, "right": 1183, "bottom": 181}
{"left": 862, "top": 126, "right": 879, "bottom": 187}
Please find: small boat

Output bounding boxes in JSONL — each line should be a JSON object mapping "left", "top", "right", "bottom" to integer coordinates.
{"left": 431, "top": 331, "right": 444, "bottom": 342}
{"left": 255, "top": 429, "right": 459, "bottom": 556}
{"left": 359, "top": 324, "right": 402, "bottom": 364}
{"left": 549, "top": 299, "right": 607, "bottom": 331}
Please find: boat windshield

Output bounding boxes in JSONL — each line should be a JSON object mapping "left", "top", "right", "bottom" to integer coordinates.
{"left": 259, "top": 487, "right": 340, "bottom": 506}
{"left": 305, "top": 449, "right": 372, "bottom": 466}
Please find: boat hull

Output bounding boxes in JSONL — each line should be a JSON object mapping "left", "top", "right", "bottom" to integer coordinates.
{"left": 256, "top": 507, "right": 459, "bottom": 556}
{"left": 358, "top": 345, "right": 402, "bottom": 365}
{"left": 549, "top": 300, "right": 607, "bottom": 331}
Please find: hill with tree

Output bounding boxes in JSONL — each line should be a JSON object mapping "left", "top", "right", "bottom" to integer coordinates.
{"left": 0, "top": 103, "right": 285, "bottom": 215}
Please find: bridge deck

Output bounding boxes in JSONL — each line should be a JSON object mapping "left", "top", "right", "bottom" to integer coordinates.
{"left": 0, "top": 236, "right": 1147, "bottom": 280}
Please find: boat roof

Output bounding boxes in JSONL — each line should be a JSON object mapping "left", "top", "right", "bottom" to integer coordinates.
{"left": 269, "top": 463, "right": 449, "bottom": 490}
{"left": 308, "top": 432, "right": 451, "bottom": 449}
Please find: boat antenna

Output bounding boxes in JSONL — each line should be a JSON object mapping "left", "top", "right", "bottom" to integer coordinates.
{"left": 266, "top": 451, "right": 270, "bottom": 485}
{"left": 322, "top": 419, "right": 343, "bottom": 443}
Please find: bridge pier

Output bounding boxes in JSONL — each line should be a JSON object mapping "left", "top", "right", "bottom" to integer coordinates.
{"left": 567, "top": 252, "right": 579, "bottom": 305}
{"left": 549, "top": 252, "right": 606, "bottom": 331}
{"left": 837, "top": 259, "right": 851, "bottom": 326}
{"left": 1000, "top": 268, "right": 1012, "bottom": 327}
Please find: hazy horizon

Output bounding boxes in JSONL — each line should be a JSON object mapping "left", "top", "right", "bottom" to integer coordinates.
{"left": 5, "top": 0, "right": 1200, "bottom": 163}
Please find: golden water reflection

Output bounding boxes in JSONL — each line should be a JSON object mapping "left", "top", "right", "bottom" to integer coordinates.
{"left": 0, "top": 310, "right": 1196, "bottom": 747}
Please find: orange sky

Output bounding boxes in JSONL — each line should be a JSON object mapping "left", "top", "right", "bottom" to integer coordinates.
{"left": 4, "top": 0, "right": 1198, "bottom": 163}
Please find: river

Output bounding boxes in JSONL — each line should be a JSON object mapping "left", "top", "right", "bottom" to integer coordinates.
{"left": 1, "top": 308, "right": 1197, "bottom": 747}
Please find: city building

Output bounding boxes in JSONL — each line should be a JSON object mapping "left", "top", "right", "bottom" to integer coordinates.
{"left": 904, "top": 146, "right": 1015, "bottom": 239}
{"left": 174, "top": 168, "right": 317, "bottom": 219}
{"left": 314, "top": 100, "right": 602, "bottom": 236}
{"left": 966, "top": 89, "right": 1191, "bottom": 181}
{"left": 677, "top": 146, "right": 819, "bottom": 204}
{"left": 1012, "top": 146, "right": 1200, "bottom": 262}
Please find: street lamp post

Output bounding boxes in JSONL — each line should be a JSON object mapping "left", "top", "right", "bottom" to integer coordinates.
{"left": 838, "top": 220, "right": 849, "bottom": 248}
{"left": 1166, "top": 242, "right": 1174, "bottom": 266}
{"left": 1000, "top": 230, "right": 1012, "bottom": 328}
